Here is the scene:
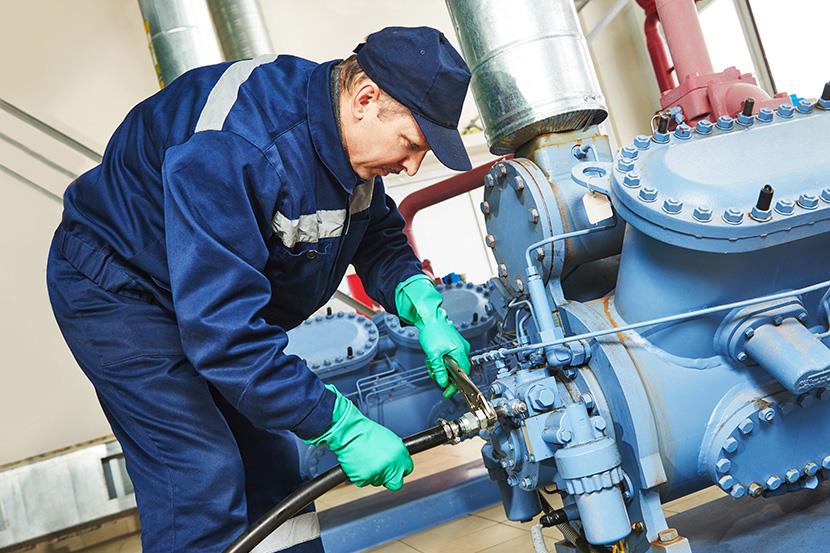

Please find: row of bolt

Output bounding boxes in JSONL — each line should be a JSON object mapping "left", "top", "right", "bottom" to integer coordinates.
{"left": 617, "top": 104, "right": 830, "bottom": 220}
{"left": 716, "top": 388, "right": 830, "bottom": 498}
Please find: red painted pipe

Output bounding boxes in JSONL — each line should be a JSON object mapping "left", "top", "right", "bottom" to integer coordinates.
{"left": 655, "top": 0, "right": 713, "bottom": 81}
{"left": 399, "top": 157, "right": 509, "bottom": 258}
{"left": 644, "top": 11, "right": 676, "bottom": 92}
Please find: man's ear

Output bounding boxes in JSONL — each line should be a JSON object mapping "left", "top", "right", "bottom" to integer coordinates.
{"left": 351, "top": 81, "right": 380, "bottom": 121}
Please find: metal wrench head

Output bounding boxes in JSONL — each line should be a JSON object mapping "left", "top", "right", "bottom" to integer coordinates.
{"left": 444, "top": 355, "right": 498, "bottom": 427}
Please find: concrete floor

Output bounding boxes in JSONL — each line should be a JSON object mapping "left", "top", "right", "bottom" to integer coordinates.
{"left": 13, "top": 438, "right": 726, "bottom": 553}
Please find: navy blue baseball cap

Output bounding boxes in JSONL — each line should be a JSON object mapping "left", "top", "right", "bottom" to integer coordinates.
{"left": 354, "top": 26, "right": 473, "bottom": 171}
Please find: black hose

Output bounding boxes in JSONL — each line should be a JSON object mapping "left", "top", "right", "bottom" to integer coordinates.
{"left": 223, "top": 424, "right": 452, "bottom": 553}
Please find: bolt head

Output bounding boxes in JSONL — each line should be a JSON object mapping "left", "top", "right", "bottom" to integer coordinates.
{"left": 639, "top": 186, "right": 658, "bottom": 202}
{"left": 821, "top": 455, "right": 830, "bottom": 470}
{"left": 515, "top": 277, "right": 525, "bottom": 292}
{"left": 484, "top": 174, "right": 495, "bottom": 188}
{"left": 617, "top": 158, "right": 635, "bottom": 172}
{"left": 662, "top": 197, "right": 683, "bottom": 214}
{"left": 798, "top": 193, "right": 819, "bottom": 209}
{"left": 766, "top": 475, "right": 783, "bottom": 490}
{"left": 731, "top": 483, "right": 747, "bottom": 498}
{"left": 744, "top": 327, "right": 755, "bottom": 339}
{"left": 535, "top": 247, "right": 545, "bottom": 261}
{"left": 528, "top": 208, "right": 539, "bottom": 224}
{"left": 785, "top": 468, "right": 801, "bottom": 483}
{"left": 716, "top": 458, "right": 732, "bottom": 473}
{"left": 748, "top": 482, "right": 764, "bottom": 497}
{"left": 738, "top": 418, "right": 754, "bottom": 434}
{"left": 693, "top": 205, "right": 712, "bottom": 222}
{"left": 723, "top": 207, "right": 744, "bottom": 225}
{"left": 821, "top": 188, "right": 830, "bottom": 203}
{"left": 736, "top": 351, "right": 748, "bottom": 362}
{"left": 513, "top": 177, "right": 525, "bottom": 192}
{"left": 658, "top": 528, "right": 679, "bottom": 543}
{"left": 758, "top": 107, "right": 774, "bottom": 122}
{"left": 797, "top": 99, "right": 814, "bottom": 113}
{"left": 497, "top": 164, "right": 508, "bottom": 179}
{"left": 592, "top": 416, "right": 607, "bottom": 432}
{"left": 775, "top": 199, "right": 795, "bottom": 216}
{"left": 623, "top": 171, "right": 641, "bottom": 188}
{"left": 750, "top": 205, "right": 772, "bottom": 221}
{"left": 777, "top": 103, "right": 795, "bottom": 118}
{"left": 621, "top": 145, "right": 639, "bottom": 159}
{"left": 558, "top": 429, "right": 573, "bottom": 443}
{"left": 759, "top": 407, "right": 776, "bottom": 422}
{"left": 737, "top": 113, "right": 754, "bottom": 126}
{"left": 716, "top": 115, "right": 735, "bottom": 130}
{"left": 718, "top": 475, "right": 735, "bottom": 490}
{"left": 632, "top": 521, "right": 645, "bottom": 533}
{"left": 674, "top": 123, "right": 692, "bottom": 139}
{"left": 652, "top": 130, "right": 670, "bottom": 144}
{"left": 723, "top": 437, "right": 739, "bottom": 453}
{"left": 520, "top": 477, "right": 533, "bottom": 489}
{"left": 805, "top": 462, "right": 819, "bottom": 476}
{"left": 485, "top": 234, "right": 496, "bottom": 248}
{"left": 580, "top": 393, "right": 595, "bottom": 410}
{"left": 480, "top": 201, "right": 491, "bottom": 214}
{"left": 695, "top": 119, "right": 714, "bottom": 134}
{"left": 634, "top": 134, "right": 651, "bottom": 149}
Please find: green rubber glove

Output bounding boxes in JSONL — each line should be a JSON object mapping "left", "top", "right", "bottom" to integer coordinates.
{"left": 395, "top": 274, "right": 471, "bottom": 398}
{"left": 305, "top": 385, "right": 413, "bottom": 490}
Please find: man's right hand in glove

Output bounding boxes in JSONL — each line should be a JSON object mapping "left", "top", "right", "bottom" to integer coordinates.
{"left": 305, "top": 385, "right": 413, "bottom": 490}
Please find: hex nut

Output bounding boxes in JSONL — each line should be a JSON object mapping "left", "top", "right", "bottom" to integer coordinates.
{"left": 804, "top": 462, "right": 819, "bottom": 476}
{"left": 786, "top": 468, "right": 801, "bottom": 483}
{"left": 723, "top": 437, "right": 739, "bottom": 453}
{"left": 738, "top": 418, "right": 754, "bottom": 434}
{"left": 716, "top": 458, "right": 732, "bottom": 473}
{"left": 748, "top": 482, "right": 764, "bottom": 497}
{"left": 730, "top": 483, "right": 747, "bottom": 498}
{"left": 759, "top": 407, "right": 776, "bottom": 422}
{"left": 766, "top": 475, "right": 782, "bottom": 490}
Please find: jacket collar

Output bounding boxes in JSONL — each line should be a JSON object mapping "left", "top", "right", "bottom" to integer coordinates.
{"left": 307, "top": 60, "right": 359, "bottom": 193}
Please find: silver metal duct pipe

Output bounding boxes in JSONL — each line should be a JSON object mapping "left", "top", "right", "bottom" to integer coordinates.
{"left": 207, "top": 0, "right": 274, "bottom": 59}
{"left": 138, "top": 0, "right": 224, "bottom": 87}
{"left": 446, "top": 0, "right": 608, "bottom": 154}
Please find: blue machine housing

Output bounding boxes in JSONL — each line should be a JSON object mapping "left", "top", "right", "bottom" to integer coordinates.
{"left": 472, "top": 104, "right": 830, "bottom": 551}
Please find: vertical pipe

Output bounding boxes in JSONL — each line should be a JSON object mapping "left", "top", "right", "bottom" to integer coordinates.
{"left": 207, "top": 0, "right": 274, "bottom": 59}
{"left": 644, "top": 11, "right": 677, "bottom": 92}
{"left": 137, "top": 0, "right": 224, "bottom": 88}
{"left": 654, "top": 0, "right": 714, "bottom": 81}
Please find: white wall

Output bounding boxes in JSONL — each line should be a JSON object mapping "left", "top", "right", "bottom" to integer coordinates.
{"left": 0, "top": 0, "right": 658, "bottom": 464}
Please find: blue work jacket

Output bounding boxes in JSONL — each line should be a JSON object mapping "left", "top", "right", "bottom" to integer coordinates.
{"left": 58, "top": 55, "right": 422, "bottom": 439}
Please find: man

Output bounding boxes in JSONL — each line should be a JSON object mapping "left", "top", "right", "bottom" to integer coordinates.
{"left": 46, "top": 26, "right": 473, "bottom": 552}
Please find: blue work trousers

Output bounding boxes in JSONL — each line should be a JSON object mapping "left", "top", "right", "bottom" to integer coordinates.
{"left": 46, "top": 228, "right": 325, "bottom": 553}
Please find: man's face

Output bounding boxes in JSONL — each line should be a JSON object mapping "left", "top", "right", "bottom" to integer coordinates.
{"left": 341, "top": 82, "right": 430, "bottom": 181}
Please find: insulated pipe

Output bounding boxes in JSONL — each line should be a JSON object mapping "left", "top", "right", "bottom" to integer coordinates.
{"left": 398, "top": 158, "right": 508, "bottom": 257}
{"left": 207, "top": 0, "right": 274, "bottom": 59}
{"left": 654, "top": 0, "right": 714, "bottom": 81}
{"left": 138, "top": 0, "right": 224, "bottom": 87}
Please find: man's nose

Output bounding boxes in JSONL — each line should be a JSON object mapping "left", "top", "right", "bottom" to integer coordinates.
{"left": 402, "top": 151, "right": 428, "bottom": 176}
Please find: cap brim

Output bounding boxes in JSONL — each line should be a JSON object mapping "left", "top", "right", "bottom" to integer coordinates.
{"left": 412, "top": 112, "right": 472, "bottom": 172}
